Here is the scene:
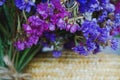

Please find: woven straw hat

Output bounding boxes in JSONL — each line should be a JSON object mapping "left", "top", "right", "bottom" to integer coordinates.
{"left": 25, "top": 51, "right": 120, "bottom": 80}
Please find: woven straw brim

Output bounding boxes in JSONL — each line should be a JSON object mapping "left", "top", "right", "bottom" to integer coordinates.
{"left": 25, "top": 51, "right": 120, "bottom": 80}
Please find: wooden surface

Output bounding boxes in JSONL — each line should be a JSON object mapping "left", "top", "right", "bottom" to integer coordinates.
{"left": 25, "top": 51, "right": 120, "bottom": 80}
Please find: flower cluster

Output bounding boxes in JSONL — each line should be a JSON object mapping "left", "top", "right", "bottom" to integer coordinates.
{"left": 15, "top": 0, "right": 69, "bottom": 51}
{"left": 15, "top": 0, "right": 120, "bottom": 57}
{"left": 0, "top": 0, "right": 5, "bottom": 6}
{"left": 77, "top": 0, "right": 115, "bottom": 13}
{"left": 15, "top": 0, "right": 36, "bottom": 12}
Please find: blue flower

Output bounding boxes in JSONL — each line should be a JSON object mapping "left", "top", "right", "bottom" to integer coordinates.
{"left": 52, "top": 50, "right": 62, "bottom": 58}
{"left": 111, "top": 39, "right": 119, "bottom": 50}
{"left": 45, "top": 32, "right": 56, "bottom": 42}
{"left": 86, "top": 40, "right": 96, "bottom": 51}
{"left": 72, "top": 45, "right": 88, "bottom": 56}
{"left": 93, "top": 44, "right": 100, "bottom": 54}
{"left": 77, "top": 0, "right": 87, "bottom": 4}
{"left": 0, "top": 0, "right": 5, "bottom": 6}
{"left": 15, "top": 0, "right": 35, "bottom": 12}
{"left": 41, "top": 0, "right": 47, "bottom": 3}
{"left": 97, "top": 28, "right": 110, "bottom": 43}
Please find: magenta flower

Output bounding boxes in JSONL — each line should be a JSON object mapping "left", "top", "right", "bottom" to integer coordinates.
{"left": 37, "top": 3, "right": 49, "bottom": 19}
{"left": 115, "top": 1, "right": 120, "bottom": 13}
{"left": 14, "top": 41, "right": 25, "bottom": 51}
{"left": 70, "top": 24, "right": 79, "bottom": 33}
{"left": 57, "top": 18, "right": 66, "bottom": 30}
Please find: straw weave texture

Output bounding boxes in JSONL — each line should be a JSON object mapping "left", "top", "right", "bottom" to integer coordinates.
{"left": 25, "top": 51, "right": 120, "bottom": 80}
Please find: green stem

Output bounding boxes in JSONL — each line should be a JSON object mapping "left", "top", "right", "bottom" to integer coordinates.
{"left": 22, "top": 10, "right": 27, "bottom": 22}
{"left": 0, "top": 23, "right": 9, "bottom": 38}
{"left": 8, "top": 41, "right": 12, "bottom": 60}
{"left": 0, "top": 39, "right": 4, "bottom": 66}
{"left": 17, "top": 48, "right": 31, "bottom": 70}
{"left": 15, "top": 51, "right": 19, "bottom": 70}
{"left": 18, "top": 46, "right": 41, "bottom": 72}
{"left": 3, "top": 5, "right": 13, "bottom": 33}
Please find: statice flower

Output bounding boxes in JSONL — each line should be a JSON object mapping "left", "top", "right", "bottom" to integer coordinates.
{"left": 14, "top": 40, "right": 25, "bottom": 51}
{"left": 77, "top": 0, "right": 115, "bottom": 13}
{"left": 41, "top": 0, "right": 47, "bottom": 3}
{"left": 57, "top": 18, "right": 66, "bottom": 30}
{"left": 70, "top": 24, "right": 79, "bottom": 33}
{"left": 111, "top": 26, "right": 120, "bottom": 36}
{"left": 37, "top": 3, "right": 50, "bottom": 19}
{"left": 44, "top": 32, "right": 56, "bottom": 42}
{"left": 28, "top": 15, "right": 43, "bottom": 26}
{"left": 15, "top": 0, "right": 69, "bottom": 50}
{"left": 86, "top": 39, "right": 96, "bottom": 51}
{"left": 115, "top": 1, "right": 120, "bottom": 13}
{"left": 110, "top": 38, "right": 119, "bottom": 50}
{"left": 15, "top": 0, "right": 35, "bottom": 12}
{"left": 81, "top": 20, "right": 100, "bottom": 39}
{"left": 102, "top": 3, "right": 115, "bottom": 12}
{"left": 97, "top": 28, "right": 110, "bottom": 43}
{"left": 77, "top": 0, "right": 99, "bottom": 13}
{"left": 52, "top": 50, "right": 62, "bottom": 58}
{"left": 72, "top": 45, "right": 88, "bottom": 56}
{"left": 15, "top": 0, "right": 120, "bottom": 56}
{"left": 0, "top": 0, "right": 5, "bottom": 6}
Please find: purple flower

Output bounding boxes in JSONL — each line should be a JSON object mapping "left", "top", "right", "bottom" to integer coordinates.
{"left": 66, "top": 24, "right": 71, "bottom": 31}
{"left": 70, "top": 24, "right": 79, "bottom": 33}
{"left": 110, "top": 26, "right": 120, "bottom": 36}
{"left": 86, "top": 40, "right": 96, "bottom": 51}
{"left": 28, "top": 15, "right": 43, "bottom": 26}
{"left": 22, "top": 24, "right": 32, "bottom": 34}
{"left": 102, "top": 3, "right": 115, "bottom": 12}
{"left": 100, "top": 0, "right": 110, "bottom": 3}
{"left": 57, "top": 18, "right": 66, "bottom": 30}
{"left": 0, "top": 0, "right": 5, "bottom": 6}
{"left": 72, "top": 45, "right": 88, "bottom": 56}
{"left": 24, "top": 35, "right": 39, "bottom": 48}
{"left": 110, "top": 38, "right": 119, "bottom": 50}
{"left": 115, "top": 1, "right": 120, "bottom": 13}
{"left": 14, "top": 40, "right": 25, "bottom": 51}
{"left": 93, "top": 44, "right": 100, "bottom": 54}
{"left": 28, "top": 35, "right": 39, "bottom": 45}
{"left": 50, "top": 15, "right": 59, "bottom": 25}
{"left": 97, "top": 28, "right": 110, "bottom": 43}
{"left": 52, "top": 50, "right": 62, "bottom": 58}
{"left": 77, "top": 0, "right": 87, "bottom": 4}
{"left": 45, "top": 32, "right": 56, "bottom": 42}
{"left": 41, "top": 22, "right": 49, "bottom": 31}
{"left": 41, "top": 0, "right": 47, "bottom": 3}
{"left": 51, "top": 0, "right": 64, "bottom": 12}
{"left": 81, "top": 20, "right": 100, "bottom": 39}
{"left": 15, "top": 0, "right": 35, "bottom": 12}
{"left": 37, "top": 3, "right": 48, "bottom": 19}
{"left": 49, "top": 23, "right": 55, "bottom": 31}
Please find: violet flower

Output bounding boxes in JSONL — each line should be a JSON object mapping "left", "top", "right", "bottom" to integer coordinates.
{"left": 115, "top": 1, "right": 120, "bottom": 13}
{"left": 15, "top": 0, "right": 35, "bottom": 12}
{"left": 53, "top": 50, "right": 62, "bottom": 58}
{"left": 0, "top": 0, "right": 5, "bottom": 6}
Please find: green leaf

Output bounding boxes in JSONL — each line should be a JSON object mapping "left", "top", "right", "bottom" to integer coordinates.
{"left": 8, "top": 41, "right": 12, "bottom": 60}
{"left": 0, "top": 23, "right": 9, "bottom": 38}
{"left": 18, "top": 45, "right": 41, "bottom": 72}
{"left": 0, "top": 39, "right": 4, "bottom": 66}
{"left": 17, "top": 48, "right": 31, "bottom": 70}
{"left": 3, "top": 5, "right": 13, "bottom": 34}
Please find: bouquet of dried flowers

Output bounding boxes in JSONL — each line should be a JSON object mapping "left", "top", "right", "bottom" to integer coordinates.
{"left": 0, "top": 0, "right": 120, "bottom": 79}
